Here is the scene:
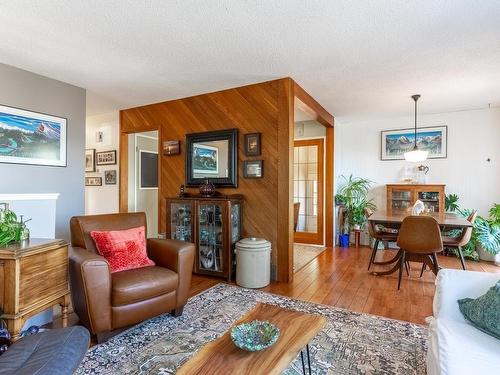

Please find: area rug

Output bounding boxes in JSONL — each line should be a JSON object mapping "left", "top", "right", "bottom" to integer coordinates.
{"left": 294, "top": 244, "right": 327, "bottom": 271}
{"left": 76, "top": 284, "right": 427, "bottom": 374}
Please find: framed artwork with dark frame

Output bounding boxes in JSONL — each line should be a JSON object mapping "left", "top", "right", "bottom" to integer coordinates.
{"left": 243, "top": 160, "right": 263, "bottom": 178}
{"left": 96, "top": 150, "right": 117, "bottom": 165}
{"left": 244, "top": 133, "right": 261, "bottom": 156}
{"left": 85, "top": 149, "right": 96, "bottom": 172}
{"left": 85, "top": 176, "right": 102, "bottom": 186}
{"left": 104, "top": 170, "right": 117, "bottom": 185}
{"left": 185, "top": 128, "right": 238, "bottom": 187}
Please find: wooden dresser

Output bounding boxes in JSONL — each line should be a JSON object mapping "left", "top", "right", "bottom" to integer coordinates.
{"left": 0, "top": 238, "right": 70, "bottom": 341}
{"left": 386, "top": 184, "right": 446, "bottom": 213}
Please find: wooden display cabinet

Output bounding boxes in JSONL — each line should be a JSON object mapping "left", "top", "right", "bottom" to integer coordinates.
{"left": 386, "top": 184, "right": 446, "bottom": 213}
{"left": 166, "top": 195, "right": 243, "bottom": 281}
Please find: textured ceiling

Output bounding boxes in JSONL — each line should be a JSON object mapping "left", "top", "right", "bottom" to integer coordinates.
{"left": 1, "top": 1, "right": 499, "bottom": 120}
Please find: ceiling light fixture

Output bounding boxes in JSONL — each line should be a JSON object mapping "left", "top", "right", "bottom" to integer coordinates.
{"left": 404, "top": 94, "right": 428, "bottom": 162}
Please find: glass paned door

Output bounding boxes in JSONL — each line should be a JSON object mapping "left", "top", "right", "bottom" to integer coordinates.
{"left": 293, "top": 138, "right": 324, "bottom": 245}
{"left": 170, "top": 202, "right": 192, "bottom": 242}
{"left": 197, "top": 203, "right": 224, "bottom": 273}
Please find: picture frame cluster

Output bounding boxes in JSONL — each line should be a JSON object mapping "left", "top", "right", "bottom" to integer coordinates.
{"left": 85, "top": 148, "right": 117, "bottom": 186}
{"left": 243, "top": 133, "right": 263, "bottom": 178}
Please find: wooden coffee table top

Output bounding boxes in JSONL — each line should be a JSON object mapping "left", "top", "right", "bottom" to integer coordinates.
{"left": 177, "top": 303, "right": 326, "bottom": 375}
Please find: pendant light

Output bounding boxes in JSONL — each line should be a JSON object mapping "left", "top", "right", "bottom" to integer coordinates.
{"left": 404, "top": 94, "right": 428, "bottom": 162}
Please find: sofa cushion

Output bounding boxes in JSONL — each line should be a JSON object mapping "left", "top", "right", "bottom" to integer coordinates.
{"left": 112, "top": 266, "right": 178, "bottom": 306}
{"left": 458, "top": 281, "right": 500, "bottom": 340}
{"left": 427, "top": 317, "right": 500, "bottom": 375}
{"left": 90, "top": 226, "right": 155, "bottom": 273}
{"left": 0, "top": 326, "right": 89, "bottom": 375}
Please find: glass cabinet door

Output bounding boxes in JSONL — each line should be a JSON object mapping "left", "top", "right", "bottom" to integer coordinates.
{"left": 170, "top": 202, "right": 193, "bottom": 242}
{"left": 230, "top": 203, "right": 241, "bottom": 244}
{"left": 197, "top": 203, "right": 224, "bottom": 273}
{"left": 391, "top": 190, "right": 412, "bottom": 210}
{"left": 417, "top": 191, "right": 440, "bottom": 212}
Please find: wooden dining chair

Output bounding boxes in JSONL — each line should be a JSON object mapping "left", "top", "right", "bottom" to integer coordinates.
{"left": 396, "top": 216, "right": 443, "bottom": 290}
{"left": 293, "top": 202, "right": 300, "bottom": 232}
{"left": 365, "top": 208, "right": 399, "bottom": 270}
{"left": 441, "top": 210, "right": 477, "bottom": 270}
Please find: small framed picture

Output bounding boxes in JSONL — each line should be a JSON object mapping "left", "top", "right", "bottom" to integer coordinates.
{"left": 85, "top": 149, "right": 96, "bottom": 172}
{"left": 85, "top": 176, "right": 102, "bottom": 186}
{"left": 244, "top": 160, "right": 263, "bottom": 178}
{"left": 96, "top": 150, "right": 117, "bottom": 165}
{"left": 244, "top": 133, "right": 261, "bottom": 156}
{"left": 104, "top": 170, "right": 117, "bottom": 185}
{"left": 163, "top": 140, "right": 180, "bottom": 155}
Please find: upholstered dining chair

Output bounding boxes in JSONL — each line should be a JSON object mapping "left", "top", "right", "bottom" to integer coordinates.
{"left": 396, "top": 216, "right": 443, "bottom": 290}
{"left": 365, "top": 208, "right": 399, "bottom": 270}
{"left": 441, "top": 210, "right": 477, "bottom": 270}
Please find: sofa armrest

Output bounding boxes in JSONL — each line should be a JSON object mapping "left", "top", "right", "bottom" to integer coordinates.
{"left": 147, "top": 239, "right": 195, "bottom": 307}
{"left": 434, "top": 269, "right": 500, "bottom": 322}
{"left": 69, "top": 246, "right": 112, "bottom": 334}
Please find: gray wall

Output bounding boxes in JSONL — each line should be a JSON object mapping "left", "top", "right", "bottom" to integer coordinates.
{"left": 0, "top": 63, "right": 86, "bottom": 240}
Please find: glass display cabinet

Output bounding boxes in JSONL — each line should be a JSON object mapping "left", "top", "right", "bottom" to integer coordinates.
{"left": 166, "top": 195, "right": 243, "bottom": 281}
{"left": 386, "top": 184, "right": 445, "bottom": 213}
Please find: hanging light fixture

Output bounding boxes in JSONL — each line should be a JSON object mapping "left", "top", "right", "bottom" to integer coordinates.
{"left": 404, "top": 94, "right": 428, "bottom": 162}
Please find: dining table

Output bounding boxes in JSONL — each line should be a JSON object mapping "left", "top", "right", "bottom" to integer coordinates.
{"left": 367, "top": 209, "right": 473, "bottom": 277}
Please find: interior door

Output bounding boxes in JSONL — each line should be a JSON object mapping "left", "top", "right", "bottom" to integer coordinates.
{"left": 293, "top": 138, "right": 324, "bottom": 245}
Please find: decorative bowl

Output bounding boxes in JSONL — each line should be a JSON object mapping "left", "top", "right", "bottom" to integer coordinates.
{"left": 230, "top": 320, "right": 280, "bottom": 351}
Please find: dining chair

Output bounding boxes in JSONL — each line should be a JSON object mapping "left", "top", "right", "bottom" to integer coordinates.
{"left": 441, "top": 210, "right": 477, "bottom": 270}
{"left": 365, "top": 208, "right": 399, "bottom": 270}
{"left": 396, "top": 216, "right": 443, "bottom": 290}
{"left": 293, "top": 202, "right": 300, "bottom": 232}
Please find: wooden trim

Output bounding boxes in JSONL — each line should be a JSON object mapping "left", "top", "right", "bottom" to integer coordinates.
{"left": 118, "top": 117, "right": 128, "bottom": 212}
{"left": 325, "top": 126, "right": 334, "bottom": 247}
{"left": 277, "top": 78, "right": 294, "bottom": 283}
{"left": 293, "top": 82, "right": 334, "bottom": 128}
{"left": 293, "top": 139, "right": 324, "bottom": 245}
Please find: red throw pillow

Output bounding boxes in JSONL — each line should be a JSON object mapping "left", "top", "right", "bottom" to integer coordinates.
{"left": 90, "top": 226, "right": 155, "bottom": 273}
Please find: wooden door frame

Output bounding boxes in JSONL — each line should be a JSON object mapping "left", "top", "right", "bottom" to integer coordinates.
{"left": 293, "top": 138, "right": 324, "bottom": 245}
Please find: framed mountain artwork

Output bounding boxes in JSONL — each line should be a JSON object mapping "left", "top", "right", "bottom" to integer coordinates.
{"left": 0, "top": 104, "right": 67, "bottom": 166}
{"left": 381, "top": 125, "right": 447, "bottom": 160}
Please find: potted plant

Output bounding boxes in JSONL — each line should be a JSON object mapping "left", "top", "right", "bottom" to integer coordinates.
{"left": 475, "top": 204, "right": 500, "bottom": 264}
{"left": 335, "top": 175, "right": 376, "bottom": 246}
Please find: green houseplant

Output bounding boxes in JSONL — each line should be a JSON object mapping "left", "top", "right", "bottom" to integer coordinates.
{"left": 336, "top": 175, "right": 376, "bottom": 236}
{"left": 0, "top": 204, "right": 24, "bottom": 246}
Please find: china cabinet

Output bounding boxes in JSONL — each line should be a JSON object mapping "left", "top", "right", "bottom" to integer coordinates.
{"left": 166, "top": 195, "right": 243, "bottom": 281}
{"left": 386, "top": 184, "right": 445, "bottom": 213}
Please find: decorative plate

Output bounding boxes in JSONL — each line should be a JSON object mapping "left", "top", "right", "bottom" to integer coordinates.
{"left": 230, "top": 320, "right": 280, "bottom": 351}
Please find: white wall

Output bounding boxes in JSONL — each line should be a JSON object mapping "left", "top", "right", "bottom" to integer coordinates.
{"left": 85, "top": 111, "right": 120, "bottom": 214}
{"left": 335, "top": 107, "right": 500, "bottom": 216}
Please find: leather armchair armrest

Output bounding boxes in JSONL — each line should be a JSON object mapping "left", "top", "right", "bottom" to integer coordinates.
{"left": 147, "top": 239, "right": 195, "bottom": 307}
{"left": 69, "top": 246, "right": 112, "bottom": 334}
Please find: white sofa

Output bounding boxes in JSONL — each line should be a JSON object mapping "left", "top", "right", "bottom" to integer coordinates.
{"left": 427, "top": 269, "right": 500, "bottom": 375}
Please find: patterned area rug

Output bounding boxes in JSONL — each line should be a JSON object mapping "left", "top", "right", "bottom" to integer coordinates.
{"left": 294, "top": 244, "right": 327, "bottom": 271}
{"left": 77, "top": 284, "right": 427, "bottom": 374}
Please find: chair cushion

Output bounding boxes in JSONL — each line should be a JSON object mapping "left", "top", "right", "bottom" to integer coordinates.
{"left": 0, "top": 326, "right": 89, "bottom": 375}
{"left": 90, "top": 226, "right": 155, "bottom": 273}
{"left": 111, "top": 266, "right": 178, "bottom": 306}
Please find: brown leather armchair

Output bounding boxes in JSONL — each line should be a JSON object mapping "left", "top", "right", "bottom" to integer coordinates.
{"left": 68, "top": 212, "right": 194, "bottom": 337}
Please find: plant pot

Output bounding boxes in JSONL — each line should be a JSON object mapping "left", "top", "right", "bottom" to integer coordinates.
{"left": 339, "top": 234, "right": 350, "bottom": 248}
{"left": 476, "top": 244, "right": 500, "bottom": 265}
{"left": 353, "top": 224, "right": 361, "bottom": 230}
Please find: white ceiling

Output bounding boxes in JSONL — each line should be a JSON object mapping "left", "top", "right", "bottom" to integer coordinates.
{"left": 1, "top": 1, "right": 499, "bottom": 121}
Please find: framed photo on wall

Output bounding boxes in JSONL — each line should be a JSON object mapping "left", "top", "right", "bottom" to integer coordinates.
{"left": 104, "top": 170, "right": 117, "bottom": 185}
{"left": 381, "top": 125, "right": 447, "bottom": 160}
{"left": 244, "top": 133, "right": 261, "bottom": 156}
{"left": 85, "top": 149, "right": 95, "bottom": 172}
{"left": 243, "top": 160, "right": 263, "bottom": 178}
{"left": 96, "top": 150, "right": 117, "bottom": 165}
{"left": 85, "top": 176, "right": 102, "bottom": 186}
{"left": 0, "top": 104, "right": 67, "bottom": 167}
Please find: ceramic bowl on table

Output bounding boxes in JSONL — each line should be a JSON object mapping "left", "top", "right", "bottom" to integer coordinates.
{"left": 230, "top": 320, "right": 280, "bottom": 351}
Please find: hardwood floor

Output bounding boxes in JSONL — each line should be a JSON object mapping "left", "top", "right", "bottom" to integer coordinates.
{"left": 191, "top": 246, "right": 500, "bottom": 325}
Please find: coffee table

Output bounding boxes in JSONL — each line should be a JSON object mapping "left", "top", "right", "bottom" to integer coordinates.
{"left": 176, "top": 303, "right": 326, "bottom": 375}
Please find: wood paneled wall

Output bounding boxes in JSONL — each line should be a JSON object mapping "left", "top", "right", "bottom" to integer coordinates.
{"left": 120, "top": 79, "right": 292, "bottom": 280}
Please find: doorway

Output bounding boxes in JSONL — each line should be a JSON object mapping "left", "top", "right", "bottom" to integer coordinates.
{"left": 127, "top": 131, "right": 159, "bottom": 238}
{"left": 293, "top": 138, "right": 324, "bottom": 245}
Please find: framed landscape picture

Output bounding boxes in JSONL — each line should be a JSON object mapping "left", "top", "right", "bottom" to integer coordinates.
{"left": 243, "top": 160, "right": 263, "bottom": 178}
{"left": 193, "top": 144, "right": 219, "bottom": 174}
{"left": 0, "top": 104, "right": 67, "bottom": 166}
{"left": 244, "top": 133, "right": 261, "bottom": 156}
{"left": 381, "top": 125, "right": 447, "bottom": 160}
